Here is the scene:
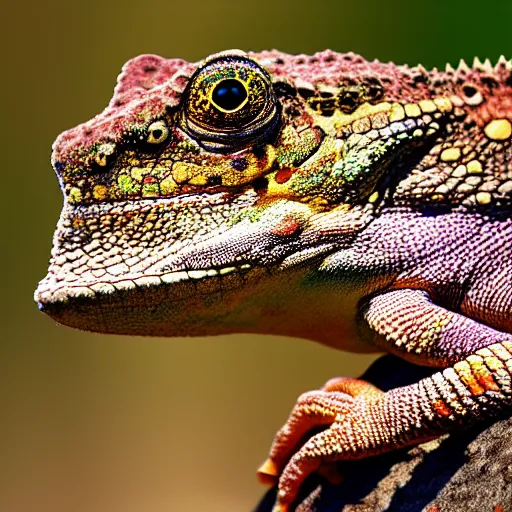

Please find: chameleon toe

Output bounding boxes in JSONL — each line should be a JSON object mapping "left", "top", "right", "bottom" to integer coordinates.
{"left": 257, "top": 458, "right": 280, "bottom": 486}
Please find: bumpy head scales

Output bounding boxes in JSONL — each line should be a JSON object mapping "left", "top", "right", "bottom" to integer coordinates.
{"left": 36, "top": 50, "right": 512, "bottom": 337}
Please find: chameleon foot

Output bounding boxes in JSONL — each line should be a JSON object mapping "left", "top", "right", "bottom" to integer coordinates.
{"left": 258, "top": 378, "right": 385, "bottom": 511}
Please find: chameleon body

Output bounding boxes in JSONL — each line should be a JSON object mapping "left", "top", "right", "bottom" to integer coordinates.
{"left": 35, "top": 49, "right": 512, "bottom": 511}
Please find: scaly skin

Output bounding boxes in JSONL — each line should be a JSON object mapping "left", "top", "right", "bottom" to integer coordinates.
{"left": 35, "top": 50, "right": 512, "bottom": 511}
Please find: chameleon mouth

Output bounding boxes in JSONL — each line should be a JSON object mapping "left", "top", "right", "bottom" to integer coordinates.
{"left": 36, "top": 261, "right": 254, "bottom": 306}
{"left": 37, "top": 245, "right": 338, "bottom": 338}
{"left": 35, "top": 261, "right": 272, "bottom": 335}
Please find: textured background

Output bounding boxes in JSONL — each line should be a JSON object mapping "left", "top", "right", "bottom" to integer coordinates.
{"left": 1, "top": 1, "right": 511, "bottom": 511}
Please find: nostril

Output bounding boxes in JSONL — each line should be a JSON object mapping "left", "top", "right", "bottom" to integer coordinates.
{"left": 92, "top": 142, "right": 117, "bottom": 171}
{"left": 53, "top": 161, "right": 65, "bottom": 173}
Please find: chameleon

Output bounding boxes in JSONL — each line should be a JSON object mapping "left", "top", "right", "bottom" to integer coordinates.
{"left": 35, "top": 49, "right": 512, "bottom": 511}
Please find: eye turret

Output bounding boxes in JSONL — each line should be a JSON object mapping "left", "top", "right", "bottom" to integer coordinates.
{"left": 182, "top": 55, "right": 280, "bottom": 151}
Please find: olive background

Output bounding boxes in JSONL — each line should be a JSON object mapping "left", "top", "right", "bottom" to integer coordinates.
{"left": 1, "top": 1, "right": 511, "bottom": 511}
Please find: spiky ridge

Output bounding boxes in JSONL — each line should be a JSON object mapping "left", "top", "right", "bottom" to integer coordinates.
{"left": 52, "top": 50, "right": 512, "bottom": 167}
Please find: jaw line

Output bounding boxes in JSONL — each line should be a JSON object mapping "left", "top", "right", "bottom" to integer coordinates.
{"left": 35, "top": 260, "right": 259, "bottom": 308}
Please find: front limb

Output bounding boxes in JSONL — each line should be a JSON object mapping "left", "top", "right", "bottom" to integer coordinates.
{"left": 258, "top": 289, "right": 512, "bottom": 512}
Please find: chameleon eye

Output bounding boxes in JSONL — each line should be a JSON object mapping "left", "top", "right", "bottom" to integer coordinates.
{"left": 182, "top": 54, "right": 280, "bottom": 150}
{"left": 147, "top": 120, "right": 169, "bottom": 144}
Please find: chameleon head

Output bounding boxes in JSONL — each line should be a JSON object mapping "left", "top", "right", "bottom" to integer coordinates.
{"left": 35, "top": 50, "right": 507, "bottom": 337}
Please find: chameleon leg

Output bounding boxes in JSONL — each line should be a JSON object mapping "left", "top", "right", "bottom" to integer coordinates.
{"left": 265, "top": 289, "right": 512, "bottom": 512}
{"left": 362, "top": 289, "right": 511, "bottom": 365}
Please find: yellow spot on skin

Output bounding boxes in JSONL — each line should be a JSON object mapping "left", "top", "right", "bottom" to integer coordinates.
{"left": 484, "top": 119, "right": 512, "bottom": 141}
{"left": 126, "top": 156, "right": 140, "bottom": 167}
{"left": 368, "top": 191, "right": 379, "bottom": 203}
{"left": 93, "top": 185, "right": 108, "bottom": 200}
{"left": 434, "top": 97, "right": 453, "bottom": 112}
{"left": 440, "top": 147, "right": 461, "bottom": 162}
{"left": 404, "top": 103, "right": 421, "bottom": 117}
{"left": 68, "top": 187, "right": 82, "bottom": 203}
{"left": 172, "top": 162, "right": 191, "bottom": 184}
{"left": 454, "top": 360, "right": 485, "bottom": 396}
{"left": 484, "top": 356, "right": 504, "bottom": 372}
{"left": 467, "top": 355, "right": 500, "bottom": 391}
{"left": 419, "top": 100, "right": 437, "bottom": 113}
{"left": 467, "top": 160, "right": 483, "bottom": 174}
{"left": 389, "top": 104, "right": 405, "bottom": 122}
{"left": 131, "top": 167, "right": 145, "bottom": 180}
{"left": 160, "top": 177, "right": 177, "bottom": 195}
{"left": 413, "top": 129, "right": 423, "bottom": 137}
{"left": 189, "top": 175, "right": 208, "bottom": 186}
{"left": 476, "top": 191, "right": 492, "bottom": 205}
{"left": 266, "top": 172, "right": 289, "bottom": 197}
{"left": 307, "top": 197, "right": 329, "bottom": 209}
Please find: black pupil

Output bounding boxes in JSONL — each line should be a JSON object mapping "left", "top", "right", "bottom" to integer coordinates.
{"left": 212, "top": 79, "right": 247, "bottom": 111}
{"left": 152, "top": 129, "right": 162, "bottom": 139}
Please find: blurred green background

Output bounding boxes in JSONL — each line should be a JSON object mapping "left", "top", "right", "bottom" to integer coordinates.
{"left": 1, "top": 1, "right": 510, "bottom": 511}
